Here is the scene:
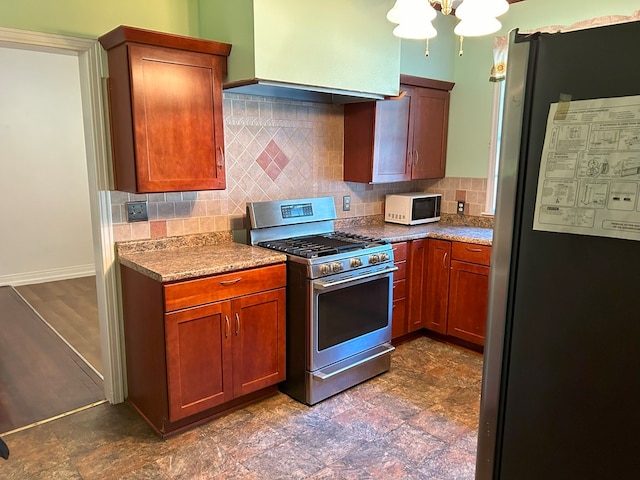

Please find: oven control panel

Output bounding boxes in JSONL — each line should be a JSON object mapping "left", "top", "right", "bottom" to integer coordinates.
{"left": 309, "top": 245, "right": 394, "bottom": 279}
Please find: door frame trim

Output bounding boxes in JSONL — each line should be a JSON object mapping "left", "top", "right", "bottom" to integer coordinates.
{"left": 0, "top": 27, "right": 125, "bottom": 403}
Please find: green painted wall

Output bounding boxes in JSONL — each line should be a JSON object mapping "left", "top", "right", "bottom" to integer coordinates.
{"left": 446, "top": 0, "right": 640, "bottom": 178}
{"left": 198, "top": 0, "right": 256, "bottom": 82}
{"left": 0, "top": 0, "right": 198, "bottom": 38}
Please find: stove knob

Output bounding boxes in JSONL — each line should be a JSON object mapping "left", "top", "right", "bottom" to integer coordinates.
{"left": 350, "top": 257, "right": 363, "bottom": 268}
{"left": 369, "top": 254, "right": 380, "bottom": 264}
{"left": 380, "top": 253, "right": 390, "bottom": 262}
{"left": 331, "top": 262, "right": 343, "bottom": 273}
{"left": 320, "top": 264, "right": 331, "bottom": 275}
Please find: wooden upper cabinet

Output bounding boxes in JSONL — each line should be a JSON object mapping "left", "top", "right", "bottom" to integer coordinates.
{"left": 343, "top": 75, "right": 453, "bottom": 184}
{"left": 99, "top": 26, "right": 231, "bottom": 193}
{"left": 344, "top": 95, "right": 411, "bottom": 183}
{"left": 406, "top": 82, "right": 451, "bottom": 179}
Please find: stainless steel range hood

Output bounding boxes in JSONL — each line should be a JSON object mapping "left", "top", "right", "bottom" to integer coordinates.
{"left": 198, "top": 0, "right": 400, "bottom": 104}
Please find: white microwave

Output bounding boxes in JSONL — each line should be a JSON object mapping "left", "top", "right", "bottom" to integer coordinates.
{"left": 385, "top": 192, "right": 441, "bottom": 225}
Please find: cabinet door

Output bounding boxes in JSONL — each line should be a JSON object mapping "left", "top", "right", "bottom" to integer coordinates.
{"left": 231, "top": 288, "right": 286, "bottom": 398}
{"left": 448, "top": 260, "right": 490, "bottom": 345}
{"left": 128, "top": 44, "right": 225, "bottom": 192}
{"left": 165, "top": 301, "right": 233, "bottom": 422}
{"left": 423, "top": 239, "right": 451, "bottom": 334}
{"left": 343, "top": 97, "right": 411, "bottom": 183}
{"left": 408, "top": 86, "right": 450, "bottom": 180}
{"left": 407, "top": 239, "right": 428, "bottom": 332}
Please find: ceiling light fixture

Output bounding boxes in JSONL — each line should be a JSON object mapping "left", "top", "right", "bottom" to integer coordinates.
{"left": 387, "top": 0, "right": 510, "bottom": 56}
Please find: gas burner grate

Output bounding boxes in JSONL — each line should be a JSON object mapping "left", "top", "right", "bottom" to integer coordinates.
{"left": 258, "top": 232, "right": 386, "bottom": 259}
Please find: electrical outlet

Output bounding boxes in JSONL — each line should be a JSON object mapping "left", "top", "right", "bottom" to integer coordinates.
{"left": 126, "top": 201, "right": 148, "bottom": 222}
{"left": 457, "top": 200, "right": 466, "bottom": 215}
{"left": 343, "top": 195, "right": 351, "bottom": 211}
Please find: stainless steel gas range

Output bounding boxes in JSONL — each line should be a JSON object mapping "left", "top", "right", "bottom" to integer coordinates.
{"left": 247, "top": 196, "right": 396, "bottom": 405}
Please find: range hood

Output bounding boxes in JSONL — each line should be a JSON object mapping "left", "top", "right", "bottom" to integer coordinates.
{"left": 198, "top": 0, "right": 401, "bottom": 104}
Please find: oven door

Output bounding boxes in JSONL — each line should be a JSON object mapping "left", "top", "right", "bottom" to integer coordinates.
{"left": 309, "top": 265, "right": 396, "bottom": 372}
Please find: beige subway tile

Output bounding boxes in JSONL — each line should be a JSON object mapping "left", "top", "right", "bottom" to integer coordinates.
{"left": 166, "top": 219, "right": 185, "bottom": 237}
{"left": 442, "top": 200, "right": 457, "bottom": 214}
{"left": 469, "top": 203, "right": 483, "bottom": 217}
{"left": 472, "top": 177, "right": 487, "bottom": 192}
{"left": 130, "top": 222, "right": 150, "bottom": 241}
{"left": 112, "top": 223, "right": 131, "bottom": 243}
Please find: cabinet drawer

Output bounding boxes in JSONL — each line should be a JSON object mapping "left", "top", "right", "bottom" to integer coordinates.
{"left": 451, "top": 242, "right": 491, "bottom": 266}
{"left": 392, "top": 242, "right": 408, "bottom": 262}
{"left": 393, "top": 279, "right": 406, "bottom": 300}
{"left": 164, "top": 263, "right": 286, "bottom": 312}
{"left": 394, "top": 261, "right": 406, "bottom": 280}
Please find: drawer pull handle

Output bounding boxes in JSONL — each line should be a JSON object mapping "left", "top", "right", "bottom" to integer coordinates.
{"left": 443, "top": 252, "right": 448, "bottom": 269}
{"left": 465, "top": 247, "right": 483, "bottom": 253}
{"left": 224, "top": 315, "right": 230, "bottom": 338}
{"left": 235, "top": 313, "right": 240, "bottom": 336}
{"left": 220, "top": 277, "right": 242, "bottom": 286}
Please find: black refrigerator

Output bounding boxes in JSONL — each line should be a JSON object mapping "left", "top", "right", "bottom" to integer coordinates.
{"left": 476, "top": 22, "right": 640, "bottom": 479}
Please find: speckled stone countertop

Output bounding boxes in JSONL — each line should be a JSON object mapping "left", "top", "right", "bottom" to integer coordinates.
{"left": 335, "top": 215, "right": 493, "bottom": 245}
{"left": 117, "top": 232, "right": 286, "bottom": 283}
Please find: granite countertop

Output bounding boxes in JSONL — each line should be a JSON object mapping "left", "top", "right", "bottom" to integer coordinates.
{"left": 341, "top": 223, "right": 493, "bottom": 246}
{"left": 117, "top": 233, "right": 286, "bottom": 283}
{"left": 117, "top": 219, "right": 492, "bottom": 283}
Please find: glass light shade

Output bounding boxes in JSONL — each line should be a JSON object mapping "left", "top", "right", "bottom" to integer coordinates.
{"left": 454, "top": 15, "right": 501, "bottom": 36}
{"left": 387, "top": 0, "right": 436, "bottom": 24}
{"left": 393, "top": 20, "right": 438, "bottom": 39}
{"left": 455, "top": 0, "right": 509, "bottom": 19}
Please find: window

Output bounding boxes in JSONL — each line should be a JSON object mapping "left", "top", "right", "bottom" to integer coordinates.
{"left": 485, "top": 80, "right": 506, "bottom": 215}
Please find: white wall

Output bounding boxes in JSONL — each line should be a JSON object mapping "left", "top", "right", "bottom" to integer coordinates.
{"left": 0, "top": 46, "right": 94, "bottom": 285}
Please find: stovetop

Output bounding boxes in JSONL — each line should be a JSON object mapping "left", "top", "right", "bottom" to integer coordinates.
{"left": 257, "top": 231, "right": 387, "bottom": 259}
{"left": 247, "top": 196, "right": 395, "bottom": 279}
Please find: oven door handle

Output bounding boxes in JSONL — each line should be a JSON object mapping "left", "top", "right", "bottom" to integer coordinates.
{"left": 313, "top": 266, "right": 398, "bottom": 289}
{"left": 312, "top": 343, "right": 395, "bottom": 380}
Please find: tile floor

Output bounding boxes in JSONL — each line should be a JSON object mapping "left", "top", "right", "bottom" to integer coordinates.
{"left": 0, "top": 337, "right": 483, "bottom": 479}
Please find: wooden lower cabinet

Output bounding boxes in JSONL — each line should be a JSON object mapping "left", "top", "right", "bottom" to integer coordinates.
{"left": 423, "top": 239, "right": 451, "bottom": 334}
{"left": 391, "top": 242, "right": 408, "bottom": 339}
{"left": 407, "top": 239, "right": 428, "bottom": 333}
{"left": 446, "top": 243, "right": 491, "bottom": 346}
{"left": 120, "top": 263, "right": 286, "bottom": 436}
{"left": 405, "top": 239, "right": 491, "bottom": 347}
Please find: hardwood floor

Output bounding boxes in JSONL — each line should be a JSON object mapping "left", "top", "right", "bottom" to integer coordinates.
{"left": 0, "top": 286, "right": 104, "bottom": 434}
{"left": 16, "top": 276, "right": 102, "bottom": 374}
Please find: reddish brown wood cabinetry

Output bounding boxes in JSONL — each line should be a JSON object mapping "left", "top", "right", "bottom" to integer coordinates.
{"left": 343, "top": 75, "right": 453, "bottom": 183}
{"left": 423, "top": 239, "right": 452, "bottom": 334}
{"left": 391, "top": 241, "right": 408, "bottom": 339}
{"left": 407, "top": 239, "right": 428, "bottom": 333}
{"left": 120, "top": 263, "right": 286, "bottom": 436}
{"left": 447, "top": 243, "right": 491, "bottom": 346}
{"left": 99, "top": 26, "right": 231, "bottom": 193}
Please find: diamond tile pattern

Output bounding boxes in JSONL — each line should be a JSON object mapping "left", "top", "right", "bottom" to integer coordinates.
{"left": 109, "top": 93, "right": 490, "bottom": 243}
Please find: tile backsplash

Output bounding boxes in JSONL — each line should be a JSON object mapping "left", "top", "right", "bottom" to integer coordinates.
{"left": 111, "top": 94, "right": 489, "bottom": 243}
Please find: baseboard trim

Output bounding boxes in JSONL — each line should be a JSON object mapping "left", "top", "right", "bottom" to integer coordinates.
{"left": 0, "top": 265, "right": 95, "bottom": 287}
